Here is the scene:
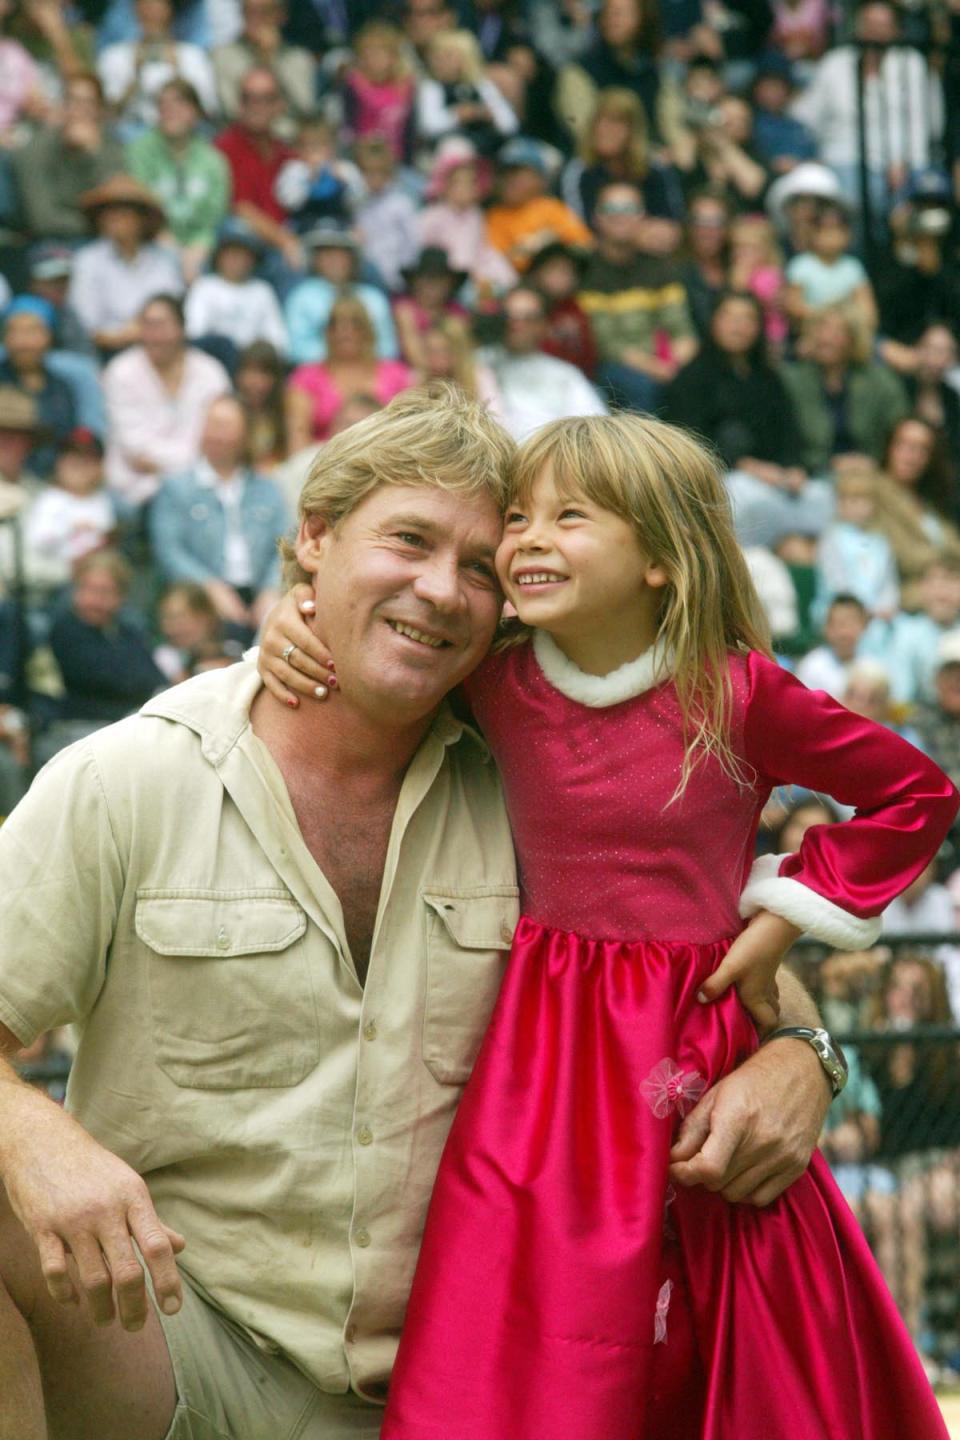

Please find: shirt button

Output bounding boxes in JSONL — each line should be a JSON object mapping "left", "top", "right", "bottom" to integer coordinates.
{"left": 500, "top": 921, "right": 514, "bottom": 943}
{"left": 357, "top": 1125, "right": 373, "bottom": 1146}
{"left": 354, "top": 1227, "right": 371, "bottom": 1248}
{"left": 216, "top": 927, "right": 230, "bottom": 951}
{"left": 363, "top": 1021, "right": 378, "bottom": 1041}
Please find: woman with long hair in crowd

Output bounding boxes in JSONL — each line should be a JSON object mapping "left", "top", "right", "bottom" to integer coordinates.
{"left": 416, "top": 316, "right": 503, "bottom": 418}
{"left": 873, "top": 416, "right": 960, "bottom": 610}
{"left": 234, "top": 341, "right": 289, "bottom": 473}
{"left": 679, "top": 188, "right": 733, "bottom": 338}
{"left": 561, "top": 86, "right": 679, "bottom": 225}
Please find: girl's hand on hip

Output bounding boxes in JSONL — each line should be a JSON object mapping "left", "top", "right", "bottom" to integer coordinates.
{"left": 257, "top": 585, "right": 337, "bottom": 707}
{"left": 697, "top": 910, "right": 802, "bottom": 1033}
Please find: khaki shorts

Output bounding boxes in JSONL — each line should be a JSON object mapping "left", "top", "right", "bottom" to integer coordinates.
{"left": 153, "top": 1270, "right": 383, "bottom": 1440}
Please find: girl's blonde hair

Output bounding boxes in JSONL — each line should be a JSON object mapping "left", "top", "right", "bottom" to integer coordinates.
{"left": 428, "top": 29, "right": 484, "bottom": 85}
{"left": 729, "top": 212, "right": 781, "bottom": 268}
{"left": 354, "top": 21, "right": 409, "bottom": 78}
{"left": 508, "top": 413, "right": 773, "bottom": 796}
{"left": 325, "top": 293, "right": 376, "bottom": 360}
{"left": 423, "top": 316, "right": 480, "bottom": 397}
{"left": 582, "top": 87, "right": 649, "bottom": 177}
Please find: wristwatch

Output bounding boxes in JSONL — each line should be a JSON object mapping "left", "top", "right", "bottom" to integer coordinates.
{"left": 761, "top": 1026, "right": 849, "bottom": 1098}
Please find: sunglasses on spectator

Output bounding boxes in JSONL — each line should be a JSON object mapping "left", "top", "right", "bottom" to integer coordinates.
{"left": 242, "top": 88, "right": 279, "bottom": 104}
{"left": 691, "top": 215, "right": 727, "bottom": 228}
{"left": 597, "top": 201, "right": 643, "bottom": 216}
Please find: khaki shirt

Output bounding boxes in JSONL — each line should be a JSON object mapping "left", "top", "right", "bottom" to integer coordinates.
{"left": 0, "top": 663, "right": 518, "bottom": 1398}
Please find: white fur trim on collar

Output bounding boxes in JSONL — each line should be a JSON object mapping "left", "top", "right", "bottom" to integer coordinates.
{"left": 739, "top": 853, "right": 883, "bottom": 950}
{"left": 532, "top": 629, "right": 672, "bottom": 708}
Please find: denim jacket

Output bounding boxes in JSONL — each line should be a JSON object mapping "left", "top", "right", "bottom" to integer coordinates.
{"left": 150, "top": 463, "right": 290, "bottom": 591}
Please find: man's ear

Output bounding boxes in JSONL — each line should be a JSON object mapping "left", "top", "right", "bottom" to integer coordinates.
{"left": 295, "top": 513, "right": 334, "bottom": 575}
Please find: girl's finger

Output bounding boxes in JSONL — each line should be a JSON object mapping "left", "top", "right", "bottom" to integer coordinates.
{"left": 260, "top": 667, "right": 301, "bottom": 708}
{"left": 276, "top": 656, "right": 330, "bottom": 698}
{"left": 697, "top": 958, "right": 740, "bottom": 1002}
{"left": 278, "top": 647, "right": 331, "bottom": 685}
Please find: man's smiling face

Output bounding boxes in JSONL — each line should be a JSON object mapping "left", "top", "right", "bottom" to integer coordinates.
{"left": 297, "top": 483, "right": 504, "bottom": 725}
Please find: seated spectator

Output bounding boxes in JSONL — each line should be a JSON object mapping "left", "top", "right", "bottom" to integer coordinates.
{"left": 284, "top": 220, "right": 397, "bottom": 366}
{"left": 795, "top": 592, "right": 868, "bottom": 699}
{"left": 813, "top": 468, "right": 899, "bottom": 626}
{"left": 97, "top": 0, "right": 217, "bottom": 137}
{"left": 561, "top": 86, "right": 679, "bottom": 228}
{"left": 486, "top": 136, "right": 592, "bottom": 274}
{"left": 782, "top": 305, "right": 910, "bottom": 475}
{"left": 784, "top": 199, "right": 878, "bottom": 334}
{"left": 23, "top": 428, "right": 115, "bottom": 594}
{"left": 909, "top": 633, "right": 960, "bottom": 790}
{"left": 126, "top": 77, "right": 230, "bottom": 283}
{"left": 212, "top": 0, "right": 315, "bottom": 134}
{"left": 883, "top": 862, "right": 957, "bottom": 952}
{"left": 150, "top": 394, "right": 287, "bottom": 642}
{"left": 764, "top": 160, "right": 842, "bottom": 260}
{"left": 417, "top": 28, "right": 518, "bottom": 157}
{"left": 341, "top": 20, "right": 417, "bottom": 165}
{"left": 679, "top": 188, "right": 732, "bottom": 339}
{"left": 214, "top": 65, "right": 300, "bottom": 275}
{"left": 275, "top": 119, "right": 362, "bottom": 236}
{"left": 876, "top": 175, "right": 960, "bottom": 370}
{"left": 234, "top": 340, "right": 289, "bottom": 471}
{"left": 352, "top": 137, "right": 420, "bottom": 294}
{"left": 526, "top": 241, "right": 597, "bottom": 377}
{"left": 285, "top": 295, "right": 414, "bottom": 449}
{"left": 394, "top": 247, "right": 470, "bottom": 369}
{"left": 663, "top": 290, "right": 800, "bottom": 477}
{"left": 103, "top": 292, "right": 230, "bottom": 509}
{"left": 727, "top": 213, "right": 787, "bottom": 351}
{"left": 44, "top": 550, "right": 165, "bottom": 748}
{"left": 749, "top": 55, "right": 817, "bottom": 176}
{"left": 25, "top": 245, "right": 92, "bottom": 358}
{"left": 10, "top": 71, "right": 125, "bottom": 244}
{"left": 861, "top": 556, "right": 960, "bottom": 707}
{"left": 70, "top": 174, "right": 182, "bottom": 357}
{"left": 676, "top": 95, "right": 768, "bottom": 209}
{"left": 873, "top": 417, "right": 960, "bottom": 609}
{"left": 477, "top": 284, "right": 607, "bottom": 440}
{"left": 555, "top": 0, "right": 685, "bottom": 157}
{"left": 417, "top": 145, "right": 516, "bottom": 295}
{"left": 0, "top": 299, "right": 78, "bottom": 477}
{"left": 417, "top": 317, "right": 503, "bottom": 418}
{"left": 579, "top": 179, "right": 696, "bottom": 412}
{"left": 770, "top": 0, "right": 831, "bottom": 62}
{"left": 903, "top": 324, "right": 960, "bottom": 483}
{"left": 184, "top": 218, "right": 287, "bottom": 363}
{"left": 842, "top": 660, "right": 923, "bottom": 750}
{"left": 153, "top": 581, "right": 225, "bottom": 683}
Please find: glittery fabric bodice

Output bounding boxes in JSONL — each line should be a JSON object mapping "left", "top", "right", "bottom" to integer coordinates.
{"left": 465, "top": 644, "right": 763, "bottom": 944}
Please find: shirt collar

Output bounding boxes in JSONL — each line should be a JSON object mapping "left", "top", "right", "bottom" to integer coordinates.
{"left": 532, "top": 628, "right": 673, "bottom": 707}
{"left": 195, "top": 456, "right": 244, "bottom": 490}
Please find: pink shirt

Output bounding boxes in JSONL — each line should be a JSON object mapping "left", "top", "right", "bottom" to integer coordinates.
{"left": 343, "top": 70, "right": 415, "bottom": 161}
{"left": 0, "top": 40, "right": 37, "bottom": 129}
{"left": 288, "top": 360, "right": 414, "bottom": 441}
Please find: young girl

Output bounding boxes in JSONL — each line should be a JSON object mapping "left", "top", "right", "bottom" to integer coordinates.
{"left": 728, "top": 213, "right": 788, "bottom": 351}
{"left": 341, "top": 21, "right": 416, "bottom": 165}
{"left": 416, "top": 29, "right": 518, "bottom": 158}
{"left": 259, "top": 413, "right": 954, "bottom": 1438}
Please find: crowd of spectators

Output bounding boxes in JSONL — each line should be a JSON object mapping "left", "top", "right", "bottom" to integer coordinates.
{"left": 0, "top": 0, "right": 960, "bottom": 1376}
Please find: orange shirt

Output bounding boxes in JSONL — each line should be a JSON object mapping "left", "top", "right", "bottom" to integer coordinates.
{"left": 485, "top": 197, "right": 593, "bottom": 271}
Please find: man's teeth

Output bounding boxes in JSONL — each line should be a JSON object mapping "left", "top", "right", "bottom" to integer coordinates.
{"left": 388, "top": 621, "right": 447, "bottom": 647}
{"left": 516, "top": 573, "right": 566, "bottom": 585}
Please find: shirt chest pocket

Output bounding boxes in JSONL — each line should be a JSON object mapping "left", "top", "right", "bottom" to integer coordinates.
{"left": 421, "top": 887, "right": 519, "bottom": 1086}
{"left": 136, "top": 889, "right": 319, "bottom": 1091}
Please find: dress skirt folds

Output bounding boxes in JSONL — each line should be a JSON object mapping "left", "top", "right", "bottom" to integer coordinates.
{"left": 380, "top": 919, "right": 949, "bottom": 1440}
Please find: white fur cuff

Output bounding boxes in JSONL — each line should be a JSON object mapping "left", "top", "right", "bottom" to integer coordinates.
{"left": 739, "top": 853, "right": 883, "bottom": 950}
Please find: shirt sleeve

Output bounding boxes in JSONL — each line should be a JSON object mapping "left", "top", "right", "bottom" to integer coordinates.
{"left": 739, "top": 649, "right": 959, "bottom": 947}
{"left": 0, "top": 744, "right": 123, "bottom": 1044}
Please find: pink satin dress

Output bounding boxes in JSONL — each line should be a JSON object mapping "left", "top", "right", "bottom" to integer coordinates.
{"left": 381, "top": 640, "right": 957, "bottom": 1440}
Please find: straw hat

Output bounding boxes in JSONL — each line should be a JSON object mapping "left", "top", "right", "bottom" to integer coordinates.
{"left": 78, "top": 175, "right": 166, "bottom": 238}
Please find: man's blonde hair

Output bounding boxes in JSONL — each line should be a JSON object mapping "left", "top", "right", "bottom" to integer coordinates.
{"left": 508, "top": 413, "right": 773, "bottom": 797}
{"left": 280, "top": 381, "right": 515, "bottom": 586}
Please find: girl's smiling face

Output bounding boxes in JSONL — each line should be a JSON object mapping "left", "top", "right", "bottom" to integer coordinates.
{"left": 496, "top": 462, "right": 668, "bottom": 669}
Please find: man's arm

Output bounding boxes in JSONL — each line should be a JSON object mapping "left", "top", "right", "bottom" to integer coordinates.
{"left": 669, "top": 967, "right": 832, "bottom": 1206}
{"left": 0, "top": 1024, "right": 184, "bottom": 1329}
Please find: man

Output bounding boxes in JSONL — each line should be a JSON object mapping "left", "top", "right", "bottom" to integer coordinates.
{"left": 0, "top": 386, "right": 835, "bottom": 1439}
{"left": 214, "top": 65, "right": 301, "bottom": 273}
{"left": 0, "top": 389, "right": 50, "bottom": 598}
{"left": 10, "top": 73, "right": 125, "bottom": 244}
{"left": 150, "top": 394, "right": 289, "bottom": 641}
{"left": 578, "top": 181, "right": 697, "bottom": 413}
{"left": 213, "top": 0, "right": 316, "bottom": 133}
{"left": 479, "top": 285, "right": 608, "bottom": 439}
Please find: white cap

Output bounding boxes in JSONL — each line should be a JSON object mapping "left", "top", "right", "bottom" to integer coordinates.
{"left": 766, "top": 163, "right": 842, "bottom": 230}
{"left": 936, "top": 630, "right": 960, "bottom": 669}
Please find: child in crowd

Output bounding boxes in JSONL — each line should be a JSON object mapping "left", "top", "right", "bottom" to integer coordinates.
{"left": 417, "top": 29, "right": 518, "bottom": 158}
{"left": 486, "top": 137, "right": 593, "bottom": 273}
{"left": 785, "top": 199, "right": 878, "bottom": 332}
{"left": 861, "top": 555, "right": 960, "bottom": 706}
{"left": 152, "top": 581, "right": 223, "bottom": 684}
{"left": 274, "top": 118, "right": 362, "bottom": 235}
{"left": 234, "top": 341, "right": 289, "bottom": 472}
{"left": 525, "top": 240, "right": 597, "bottom": 377}
{"left": 813, "top": 468, "right": 900, "bottom": 625}
{"left": 796, "top": 592, "right": 869, "bottom": 697}
{"left": 729, "top": 213, "right": 787, "bottom": 350}
{"left": 24, "top": 428, "right": 115, "bottom": 593}
{"left": 261, "top": 409, "right": 954, "bottom": 1439}
{"left": 417, "top": 145, "right": 517, "bottom": 295}
{"left": 393, "top": 247, "right": 470, "bottom": 369}
{"left": 340, "top": 21, "right": 416, "bottom": 165}
{"left": 184, "top": 221, "right": 288, "bottom": 359}
{"left": 352, "top": 136, "right": 420, "bottom": 293}
{"left": 284, "top": 221, "right": 398, "bottom": 365}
